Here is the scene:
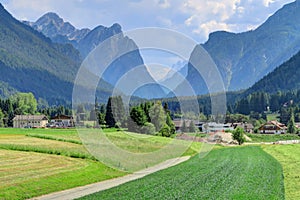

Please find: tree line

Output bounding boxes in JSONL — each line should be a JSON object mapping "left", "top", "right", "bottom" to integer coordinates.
{"left": 0, "top": 92, "right": 72, "bottom": 127}
{"left": 99, "top": 96, "right": 176, "bottom": 137}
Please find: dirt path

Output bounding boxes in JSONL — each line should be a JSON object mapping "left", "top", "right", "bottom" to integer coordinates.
{"left": 29, "top": 156, "right": 190, "bottom": 200}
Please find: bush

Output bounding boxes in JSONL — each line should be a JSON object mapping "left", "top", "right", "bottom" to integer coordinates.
{"left": 159, "top": 123, "right": 171, "bottom": 137}
{"left": 85, "top": 124, "right": 92, "bottom": 128}
{"left": 232, "top": 127, "right": 245, "bottom": 145}
{"left": 141, "top": 123, "right": 156, "bottom": 135}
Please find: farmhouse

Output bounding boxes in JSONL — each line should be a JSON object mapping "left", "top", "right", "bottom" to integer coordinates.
{"left": 231, "top": 122, "right": 254, "bottom": 133}
{"left": 13, "top": 115, "right": 48, "bottom": 128}
{"left": 259, "top": 121, "right": 287, "bottom": 134}
{"left": 50, "top": 114, "right": 75, "bottom": 127}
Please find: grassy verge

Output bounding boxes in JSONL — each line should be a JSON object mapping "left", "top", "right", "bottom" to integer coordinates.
{"left": 79, "top": 146, "right": 284, "bottom": 200}
{"left": 246, "top": 134, "right": 300, "bottom": 143}
{"left": 262, "top": 144, "right": 300, "bottom": 200}
{"left": 0, "top": 133, "right": 93, "bottom": 159}
{"left": 0, "top": 149, "right": 126, "bottom": 200}
{"left": 0, "top": 128, "right": 200, "bottom": 156}
{"left": 26, "top": 133, "right": 82, "bottom": 144}
{"left": 0, "top": 143, "right": 95, "bottom": 160}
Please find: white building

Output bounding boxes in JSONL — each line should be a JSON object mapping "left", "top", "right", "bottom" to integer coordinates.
{"left": 202, "top": 122, "right": 234, "bottom": 133}
{"left": 50, "top": 115, "right": 75, "bottom": 127}
{"left": 13, "top": 115, "right": 48, "bottom": 128}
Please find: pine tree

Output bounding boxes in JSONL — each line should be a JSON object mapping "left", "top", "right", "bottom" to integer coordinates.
{"left": 114, "top": 96, "right": 126, "bottom": 126}
{"left": 235, "top": 98, "right": 250, "bottom": 115}
{"left": 280, "top": 107, "right": 290, "bottom": 125}
{"left": 0, "top": 108, "right": 4, "bottom": 127}
{"left": 166, "top": 114, "right": 175, "bottom": 135}
{"left": 287, "top": 110, "right": 296, "bottom": 134}
{"left": 6, "top": 99, "right": 14, "bottom": 127}
{"left": 105, "top": 97, "right": 116, "bottom": 127}
{"left": 149, "top": 101, "right": 166, "bottom": 132}
{"left": 181, "top": 120, "right": 188, "bottom": 133}
{"left": 130, "top": 106, "right": 147, "bottom": 126}
{"left": 189, "top": 121, "right": 197, "bottom": 133}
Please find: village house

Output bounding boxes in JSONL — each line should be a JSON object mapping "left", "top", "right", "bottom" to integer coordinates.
{"left": 13, "top": 115, "right": 48, "bottom": 128}
{"left": 231, "top": 122, "right": 254, "bottom": 133}
{"left": 50, "top": 114, "right": 75, "bottom": 127}
{"left": 259, "top": 121, "right": 287, "bottom": 134}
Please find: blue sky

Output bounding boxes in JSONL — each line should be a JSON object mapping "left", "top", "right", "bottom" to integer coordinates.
{"left": 1, "top": 0, "right": 295, "bottom": 79}
{"left": 2, "top": 0, "right": 294, "bottom": 43}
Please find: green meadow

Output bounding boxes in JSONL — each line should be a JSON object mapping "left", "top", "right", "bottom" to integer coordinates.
{"left": 0, "top": 128, "right": 200, "bottom": 199}
{"left": 80, "top": 146, "right": 285, "bottom": 200}
{"left": 0, "top": 128, "right": 300, "bottom": 199}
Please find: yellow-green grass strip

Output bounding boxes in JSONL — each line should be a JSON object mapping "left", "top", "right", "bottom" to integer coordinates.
{"left": 262, "top": 144, "right": 300, "bottom": 200}
{"left": 0, "top": 149, "right": 126, "bottom": 200}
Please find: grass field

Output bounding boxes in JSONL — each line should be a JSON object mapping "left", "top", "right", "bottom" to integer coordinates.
{"left": 0, "top": 128, "right": 201, "bottom": 199}
{"left": 2, "top": 128, "right": 299, "bottom": 200}
{"left": 263, "top": 144, "right": 300, "bottom": 200}
{"left": 79, "top": 146, "right": 284, "bottom": 200}
{"left": 0, "top": 149, "right": 126, "bottom": 200}
{"left": 246, "top": 133, "right": 300, "bottom": 143}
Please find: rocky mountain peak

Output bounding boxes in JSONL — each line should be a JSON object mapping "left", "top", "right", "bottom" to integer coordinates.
{"left": 34, "top": 12, "right": 76, "bottom": 38}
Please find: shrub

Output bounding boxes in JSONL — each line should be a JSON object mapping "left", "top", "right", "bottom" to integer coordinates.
{"left": 159, "top": 123, "right": 171, "bottom": 137}
{"left": 141, "top": 123, "right": 156, "bottom": 135}
{"left": 232, "top": 127, "right": 245, "bottom": 145}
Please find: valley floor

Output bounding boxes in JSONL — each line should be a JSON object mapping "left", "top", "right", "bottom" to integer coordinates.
{"left": 0, "top": 128, "right": 300, "bottom": 199}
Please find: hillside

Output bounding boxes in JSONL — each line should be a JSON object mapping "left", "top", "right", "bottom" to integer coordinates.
{"left": 186, "top": 0, "right": 300, "bottom": 94}
{"left": 247, "top": 49, "right": 300, "bottom": 94}
{"left": 0, "top": 4, "right": 114, "bottom": 104}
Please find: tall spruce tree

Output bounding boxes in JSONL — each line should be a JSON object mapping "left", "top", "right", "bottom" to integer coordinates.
{"left": 0, "top": 108, "right": 4, "bottom": 127}
{"left": 287, "top": 110, "right": 296, "bottom": 134}
{"left": 130, "top": 106, "right": 147, "bottom": 126}
{"left": 181, "top": 120, "right": 188, "bottom": 133}
{"left": 149, "top": 101, "right": 166, "bottom": 132}
{"left": 105, "top": 97, "right": 116, "bottom": 127}
{"left": 105, "top": 96, "right": 126, "bottom": 128}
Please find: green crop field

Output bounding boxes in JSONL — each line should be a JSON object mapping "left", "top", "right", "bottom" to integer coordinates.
{"left": 3, "top": 128, "right": 299, "bottom": 200}
{"left": 263, "top": 144, "right": 300, "bottom": 200}
{"left": 80, "top": 146, "right": 284, "bottom": 200}
{"left": 0, "top": 128, "right": 201, "bottom": 199}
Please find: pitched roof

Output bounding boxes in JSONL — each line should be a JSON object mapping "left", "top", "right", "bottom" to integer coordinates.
{"left": 259, "top": 120, "right": 287, "bottom": 130}
{"left": 51, "top": 114, "right": 73, "bottom": 120}
{"left": 13, "top": 115, "right": 48, "bottom": 121}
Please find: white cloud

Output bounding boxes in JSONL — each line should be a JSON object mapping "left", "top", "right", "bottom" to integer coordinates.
{"left": 263, "top": 0, "right": 275, "bottom": 7}
{"left": 199, "top": 20, "right": 232, "bottom": 36}
{"left": 157, "top": 0, "right": 171, "bottom": 9}
{"left": 2, "top": 0, "right": 295, "bottom": 43}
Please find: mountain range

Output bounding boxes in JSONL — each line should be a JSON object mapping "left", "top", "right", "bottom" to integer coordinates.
{"left": 25, "top": 11, "right": 167, "bottom": 99}
{"left": 1, "top": 1, "right": 300, "bottom": 105}
{"left": 0, "top": 3, "right": 82, "bottom": 104}
{"left": 0, "top": 4, "right": 166, "bottom": 103}
{"left": 186, "top": 0, "right": 300, "bottom": 94}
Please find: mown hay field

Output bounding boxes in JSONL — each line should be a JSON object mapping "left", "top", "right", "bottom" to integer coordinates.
{"left": 0, "top": 128, "right": 201, "bottom": 199}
